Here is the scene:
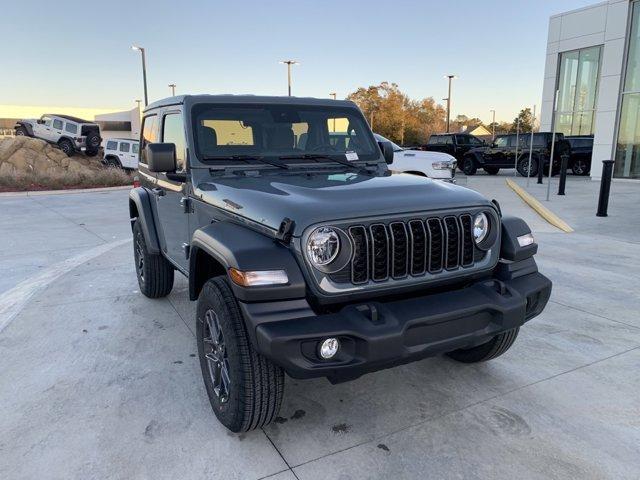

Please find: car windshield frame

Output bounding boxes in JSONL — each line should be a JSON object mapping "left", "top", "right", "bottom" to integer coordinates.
{"left": 190, "top": 103, "right": 381, "bottom": 168}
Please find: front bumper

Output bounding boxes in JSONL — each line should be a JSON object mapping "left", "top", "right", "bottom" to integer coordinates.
{"left": 242, "top": 271, "right": 551, "bottom": 381}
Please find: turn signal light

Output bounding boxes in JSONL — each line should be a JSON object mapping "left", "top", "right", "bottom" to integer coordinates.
{"left": 229, "top": 268, "right": 289, "bottom": 287}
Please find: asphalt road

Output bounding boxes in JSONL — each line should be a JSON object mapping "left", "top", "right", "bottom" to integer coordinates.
{"left": 1, "top": 176, "right": 638, "bottom": 480}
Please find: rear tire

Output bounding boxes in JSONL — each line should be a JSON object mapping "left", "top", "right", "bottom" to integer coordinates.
{"left": 462, "top": 156, "right": 477, "bottom": 175}
{"left": 197, "top": 277, "right": 284, "bottom": 432}
{"left": 447, "top": 328, "right": 520, "bottom": 363}
{"left": 133, "top": 219, "right": 174, "bottom": 298}
{"left": 483, "top": 167, "right": 500, "bottom": 175}
{"left": 58, "top": 139, "right": 75, "bottom": 157}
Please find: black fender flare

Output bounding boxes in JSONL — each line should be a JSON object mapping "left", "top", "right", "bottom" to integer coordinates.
{"left": 129, "top": 187, "right": 161, "bottom": 254}
{"left": 15, "top": 121, "right": 34, "bottom": 136}
{"left": 464, "top": 152, "right": 481, "bottom": 166}
{"left": 190, "top": 221, "right": 306, "bottom": 303}
{"left": 500, "top": 215, "right": 537, "bottom": 262}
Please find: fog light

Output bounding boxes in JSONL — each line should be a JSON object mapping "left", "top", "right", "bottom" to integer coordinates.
{"left": 319, "top": 338, "right": 340, "bottom": 359}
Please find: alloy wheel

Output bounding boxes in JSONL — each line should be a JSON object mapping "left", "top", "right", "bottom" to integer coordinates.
{"left": 203, "top": 309, "right": 230, "bottom": 403}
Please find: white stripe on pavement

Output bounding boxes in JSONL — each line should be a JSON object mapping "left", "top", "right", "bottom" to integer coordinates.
{"left": 0, "top": 238, "right": 132, "bottom": 334}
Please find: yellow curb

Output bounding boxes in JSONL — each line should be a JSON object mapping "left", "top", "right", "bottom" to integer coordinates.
{"left": 505, "top": 179, "right": 574, "bottom": 233}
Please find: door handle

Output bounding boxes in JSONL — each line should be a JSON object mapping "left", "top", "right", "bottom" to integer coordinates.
{"left": 152, "top": 188, "right": 165, "bottom": 197}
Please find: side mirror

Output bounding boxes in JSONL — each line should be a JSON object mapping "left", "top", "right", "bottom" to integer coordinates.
{"left": 146, "top": 143, "right": 177, "bottom": 173}
{"left": 378, "top": 141, "right": 394, "bottom": 164}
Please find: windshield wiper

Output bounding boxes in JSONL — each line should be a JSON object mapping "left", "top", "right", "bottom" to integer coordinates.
{"left": 278, "top": 154, "right": 372, "bottom": 174}
{"left": 202, "top": 155, "right": 289, "bottom": 170}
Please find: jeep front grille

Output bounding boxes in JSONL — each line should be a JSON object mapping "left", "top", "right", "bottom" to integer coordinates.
{"left": 347, "top": 214, "right": 475, "bottom": 285}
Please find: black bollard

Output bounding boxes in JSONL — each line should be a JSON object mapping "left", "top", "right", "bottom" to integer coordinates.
{"left": 537, "top": 157, "right": 544, "bottom": 184}
{"left": 596, "top": 160, "right": 615, "bottom": 217}
{"left": 558, "top": 153, "right": 569, "bottom": 195}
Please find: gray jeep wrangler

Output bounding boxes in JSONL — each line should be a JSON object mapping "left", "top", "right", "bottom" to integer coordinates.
{"left": 129, "top": 95, "right": 551, "bottom": 433}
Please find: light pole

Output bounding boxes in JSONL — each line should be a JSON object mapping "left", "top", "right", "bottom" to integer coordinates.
{"left": 279, "top": 60, "right": 299, "bottom": 96}
{"left": 444, "top": 75, "right": 457, "bottom": 133}
{"left": 168, "top": 84, "right": 176, "bottom": 96}
{"left": 131, "top": 45, "right": 148, "bottom": 106}
{"left": 490, "top": 109, "right": 496, "bottom": 141}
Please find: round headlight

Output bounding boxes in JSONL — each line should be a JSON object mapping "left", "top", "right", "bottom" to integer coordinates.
{"left": 307, "top": 227, "right": 340, "bottom": 266}
{"left": 473, "top": 212, "right": 489, "bottom": 244}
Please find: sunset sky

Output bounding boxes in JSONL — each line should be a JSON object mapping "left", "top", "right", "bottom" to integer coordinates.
{"left": 1, "top": 0, "right": 597, "bottom": 122}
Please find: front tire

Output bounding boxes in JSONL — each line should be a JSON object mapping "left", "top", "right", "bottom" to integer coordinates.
{"left": 572, "top": 159, "right": 589, "bottom": 176}
{"left": 462, "top": 156, "right": 477, "bottom": 175}
{"left": 133, "top": 219, "right": 174, "bottom": 298}
{"left": 105, "top": 156, "right": 122, "bottom": 168}
{"left": 446, "top": 328, "right": 520, "bottom": 363}
{"left": 85, "top": 148, "right": 99, "bottom": 157}
{"left": 517, "top": 156, "right": 538, "bottom": 177}
{"left": 197, "top": 277, "right": 284, "bottom": 432}
{"left": 15, "top": 126, "right": 28, "bottom": 136}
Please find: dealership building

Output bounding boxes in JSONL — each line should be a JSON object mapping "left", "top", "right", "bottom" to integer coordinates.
{"left": 542, "top": 0, "right": 640, "bottom": 180}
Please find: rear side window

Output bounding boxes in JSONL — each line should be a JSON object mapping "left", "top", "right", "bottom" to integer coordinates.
{"left": 119, "top": 142, "right": 130, "bottom": 153}
{"left": 442, "top": 135, "right": 453, "bottom": 145}
{"left": 53, "top": 119, "right": 63, "bottom": 130}
{"left": 140, "top": 115, "right": 158, "bottom": 163}
{"left": 428, "top": 135, "right": 440, "bottom": 144}
{"left": 106, "top": 140, "right": 117, "bottom": 150}
{"left": 494, "top": 136, "right": 509, "bottom": 148}
{"left": 65, "top": 123, "right": 78, "bottom": 134}
{"left": 132, "top": 143, "right": 139, "bottom": 154}
{"left": 162, "top": 113, "right": 187, "bottom": 170}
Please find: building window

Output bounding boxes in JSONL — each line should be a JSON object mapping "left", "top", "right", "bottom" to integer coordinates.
{"left": 556, "top": 46, "right": 602, "bottom": 136}
{"left": 615, "top": 0, "right": 640, "bottom": 179}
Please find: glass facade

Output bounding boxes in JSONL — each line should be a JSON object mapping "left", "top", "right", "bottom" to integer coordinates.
{"left": 615, "top": 0, "right": 640, "bottom": 178}
{"left": 556, "top": 46, "right": 602, "bottom": 136}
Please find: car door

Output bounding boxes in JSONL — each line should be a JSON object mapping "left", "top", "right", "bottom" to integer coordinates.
{"left": 51, "top": 118, "right": 64, "bottom": 142}
{"left": 154, "top": 110, "right": 190, "bottom": 271}
{"left": 34, "top": 115, "right": 53, "bottom": 140}
{"left": 118, "top": 141, "right": 131, "bottom": 167}
{"left": 485, "top": 136, "right": 509, "bottom": 166}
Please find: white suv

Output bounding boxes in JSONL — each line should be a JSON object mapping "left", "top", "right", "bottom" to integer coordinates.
{"left": 14, "top": 114, "right": 102, "bottom": 157}
{"left": 103, "top": 138, "right": 139, "bottom": 170}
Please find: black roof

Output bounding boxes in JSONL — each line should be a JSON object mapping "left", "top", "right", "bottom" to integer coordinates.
{"left": 144, "top": 94, "right": 356, "bottom": 112}
{"left": 45, "top": 114, "right": 95, "bottom": 124}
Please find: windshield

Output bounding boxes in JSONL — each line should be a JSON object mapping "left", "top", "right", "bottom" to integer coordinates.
{"left": 373, "top": 133, "right": 403, "bottom": 152}
{"left": 191, "top": 103, "right": 379, "bottom": 165}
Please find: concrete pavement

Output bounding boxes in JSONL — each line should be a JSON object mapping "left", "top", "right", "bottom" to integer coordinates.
{"left": 0, "top": 177, "right": 638, "bottom": 480}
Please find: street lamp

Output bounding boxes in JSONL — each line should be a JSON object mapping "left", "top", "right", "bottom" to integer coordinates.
{"left": 131, "top": 45, "right": 148, "bottom": 106}
{"left": 279, "top": 60, "right": 299, "bottom": 96}
{"left": 168, "top": 84, "right": 176, "bottom": 96}
{"left": 490, "top": 109, "right": 496, "bottom": 140}
{"left": 444, "top": 75, "right": 457, "bottom": 133}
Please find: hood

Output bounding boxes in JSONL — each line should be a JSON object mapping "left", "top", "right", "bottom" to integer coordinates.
{"left": 194, "top": 170, "right": 492, "bottom": 236}
{"left": 403, "top": 149, "right": 456, "bottom": 161}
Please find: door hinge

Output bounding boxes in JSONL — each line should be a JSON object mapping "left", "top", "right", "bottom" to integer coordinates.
{"left": 180, "top": 196, "right": 193, "bottom": 214}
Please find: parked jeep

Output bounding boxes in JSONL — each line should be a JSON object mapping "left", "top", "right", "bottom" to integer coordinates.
{"left": 103, "top": 138, "right": 140, "bottom": 170}
{"left": 422, "top": 133, "right": 485, "bottom": 161}
{"left": 129, "top": 95, "right": 551, "bottom": 432}
{"left": 461, "top": 132, "right": 571, "bottom": 177}
{"left": 14, "top": 114, "right": 102, "bottom": 157}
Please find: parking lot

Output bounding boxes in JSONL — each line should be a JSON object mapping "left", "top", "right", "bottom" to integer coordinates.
{"left": 1, "top": 174, "right": 639, "bottom": 480}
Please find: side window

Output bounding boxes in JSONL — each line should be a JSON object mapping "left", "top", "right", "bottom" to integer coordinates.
{"left": 106, "top": 140, "right": 118, "bottom": 150}
{"left": 119, "top": 142, "right": 130, "bottom": 153}
{"left": 132, "top": 143, "right": 140, "bottom": 154}
{"left": 65, "top": 123, "right": 78, "bottom": 134}
{"left": 140, "top": 115, "right": 158, "bottom": 164}
{"left": 442, "top": 136, "right": 453, "bottom": 145}
{"left": 53, "top": 119, "right": 63, "bottom": 130}
{"left": 428, "top": 135, "right": 439, "bottom": 145}
{"left": 495, "top": 136, "right": 509, "bottom": 148}
{"left": 455, "top": 135, "right": 469, "bottom": 145}
{"left": 162, "top": 112, "right": 187, "bottom": 170}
